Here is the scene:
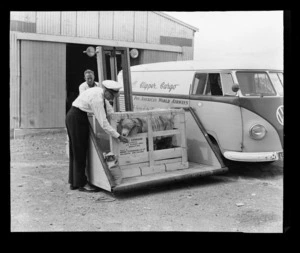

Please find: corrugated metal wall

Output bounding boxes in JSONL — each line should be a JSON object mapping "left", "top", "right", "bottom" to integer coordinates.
{"left": 77, "top": 11, "right": 99, "bottom": 38}
{"left": 98, "top": 11, "right": 114, "bottom": 40}
{"left": 147, "top": 12, "right": 194, "bottom": 44}
{"left": 20, "top": 41, "right": 66, "bottom": 128}
{"left": 10, "top": 11, "right": 196, "bottom": 66}
{"left": 134, "top": 11, "right": 148, "bottom": 43}
{"left": 113, "top": 11, "right": 135, "bottom": 41}
{"left": 10, "top": 11, "right": 197, "bottom": 129}
{"left": 10, "top": 11, "right": 36, "bottom": 22}
{"left": 61, "top": 12, "right": 77, "bottom": 37}
{"left": 10, "top": 11, "right": 195, "bottom": 44}
{"left": 36, "top": 11, "right": 61, "bottom": 35}
{"left": 141, "top": 49, "right": 178, "bottom": 64}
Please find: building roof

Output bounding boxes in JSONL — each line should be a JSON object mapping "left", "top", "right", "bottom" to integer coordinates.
{"left": 155, "top": 12, "right": 199, "bottom": 32}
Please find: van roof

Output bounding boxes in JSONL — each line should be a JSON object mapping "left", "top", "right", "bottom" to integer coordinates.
{"left": 129, "top": 60, "right": 283, "bottom": 72}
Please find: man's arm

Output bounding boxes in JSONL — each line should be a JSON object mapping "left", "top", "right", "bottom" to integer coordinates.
{"left": 105, "top": 99, "right": 114, "bottom": 117}
{"left": 90, "top": 98, "right": 120, "bottom": 139}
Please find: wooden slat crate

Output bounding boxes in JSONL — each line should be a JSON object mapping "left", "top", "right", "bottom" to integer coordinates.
{"left": 109, "top": 109, "right": 189, "bottom": 179}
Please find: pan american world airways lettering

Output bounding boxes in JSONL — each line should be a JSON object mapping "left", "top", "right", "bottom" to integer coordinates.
{"left": 139, "top": 81, "right": 179, "bottom": 92}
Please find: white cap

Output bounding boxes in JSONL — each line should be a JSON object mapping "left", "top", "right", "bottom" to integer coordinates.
{"left": 102, "top": 80, "right": 122, "bottom": 91}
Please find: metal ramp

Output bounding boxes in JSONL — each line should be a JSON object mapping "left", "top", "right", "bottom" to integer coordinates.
{"left": 86, "top": 108, "right": 228, "bottom": 193}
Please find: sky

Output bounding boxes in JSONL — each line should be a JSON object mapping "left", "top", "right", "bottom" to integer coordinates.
{"left": 164, "top": 11, "right": 284, "bottom": 70}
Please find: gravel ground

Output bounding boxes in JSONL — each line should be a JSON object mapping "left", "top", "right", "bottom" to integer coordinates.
{"left": 10, "top": 131, "right": 284, "bottom": 232}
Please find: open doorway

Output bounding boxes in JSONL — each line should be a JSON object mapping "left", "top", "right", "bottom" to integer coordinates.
{"left": 66, "top": 43, "right": 125, "bottom": 113}
{"left": 66, "top": 43, "right": 99, "bottom": 113}
{"left": 66, "top": 43, "right": 138, "bottom": 113}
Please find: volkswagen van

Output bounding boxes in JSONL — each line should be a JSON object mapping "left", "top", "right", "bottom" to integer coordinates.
{"left": 117, "top": 60, "right": 283, "bottom": 163}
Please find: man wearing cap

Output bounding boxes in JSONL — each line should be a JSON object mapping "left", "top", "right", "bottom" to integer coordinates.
{"left": 66, "top": 80, "right": 129, "bottom": 192}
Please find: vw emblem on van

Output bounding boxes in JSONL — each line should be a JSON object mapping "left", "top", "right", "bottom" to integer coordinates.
{"left": 276, "top": 105, "right": 284, "bottom": 125}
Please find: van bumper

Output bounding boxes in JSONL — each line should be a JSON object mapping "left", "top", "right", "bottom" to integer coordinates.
{"left": 223, "top": 151, "right": 283, "bottom": 162}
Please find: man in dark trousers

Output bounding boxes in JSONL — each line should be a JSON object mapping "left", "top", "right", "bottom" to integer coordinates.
{"left": 66, "top": 80, "right": 128, "bottom": 192}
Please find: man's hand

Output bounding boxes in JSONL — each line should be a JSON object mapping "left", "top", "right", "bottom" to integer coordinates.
{"left": 118, "top": 135, "right": 129, "bottom": 143}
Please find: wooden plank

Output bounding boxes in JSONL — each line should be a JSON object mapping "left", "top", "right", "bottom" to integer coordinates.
{"left": 110, "top": 109, "right": 184, "bottom": 120}
{"left": 87, "top": 132, "right": 112, "bottom": 192}
{"left": 118, "top": 152, "right": 149, "bottom": 165}
{"left": 122, "top": 167, "right": 141, "bottom": 179}
{"left": 152, "top": 129, "right": 180, "bottom": 137}
{"left": 155, "top": 158, "right": 182, "bottom": 165}
{"left": 110, "top": 117, "right": 119, "bottom": 159}
{"left": 153, "top": 147, "right": 182, "bottom": 161}
{"left": 141, "top": 164, "right": 166, "bottom": 176}
{"left": 179, "top": 112, "right": 188, "bottom": 163}
{"left": 165, "top": 161, "right": 189, "bottom": 171}
{"left": 120, "top": 162, "right": 149, "bottom": 170}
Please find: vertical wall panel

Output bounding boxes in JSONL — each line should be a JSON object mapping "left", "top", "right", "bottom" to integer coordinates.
{"left": 10, "top": 32, "right": 20, "bottom": 129}
{"left": 61, "top": 12, "right": 76, "bottom": 37}
{"left": 177, "top": 46, "right": 194, "bottom": 61}
{"left": 160, "top": 16, "right": 177, "bottom": 37}
{"left": 36, "top": 11, "right": 61, "bottom": 35}
{"left": 113, "top": 11, "right": 134, "bottom": 42}
{"left": 76, "top": 11, "right": 99, "bottom": 38}
{"left": 10, "top": 11, "right": 36, "bottom": 23}
{"left": 134, "top": 11, "right": 147, "bottom": 43}
{"left": 99, "top": 11, "right": 114, "bottom": 40}
{"left": 175, "top": 23, "right": 194, "bottom": 38}
{"left": 20, "top": 41, "right": 66, "bottom": 128}
{"left": 147, "top": 12, "right": 161, "bottom": 44}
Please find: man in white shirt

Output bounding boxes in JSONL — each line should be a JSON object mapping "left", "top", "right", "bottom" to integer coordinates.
{"left": 79, "top": 69, "right": 103, "bottom": 94}
{"left": 66, "top": 80, "right": 128, "bottom": 192}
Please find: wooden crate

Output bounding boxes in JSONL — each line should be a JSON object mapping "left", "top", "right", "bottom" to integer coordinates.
{"left": 109, "top": 109, "right": 189, "bottom": 179}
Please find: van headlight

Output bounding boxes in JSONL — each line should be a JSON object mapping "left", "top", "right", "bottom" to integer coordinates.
{"left": 249, "top": 124, "right": 267, "bottom": 140}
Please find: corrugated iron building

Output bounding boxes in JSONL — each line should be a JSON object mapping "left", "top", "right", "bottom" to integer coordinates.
{"left": 10, "top": 11, "right": 198, "bottom": 132}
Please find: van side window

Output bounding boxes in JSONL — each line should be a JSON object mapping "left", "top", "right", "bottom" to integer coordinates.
{"left": 236, "top": 72, "right": 276, "bottom": 96}
{"left": 206, "top": 74, "right": 223, "bottom": 96}
{"left": 221, "top": 73, "right": 236, "bottom": 96}
{"left": 192, "top": 73, "right": 207, "bottom": 95}
{"left": 192, "top": 73, "right": 223, "bottom": 96}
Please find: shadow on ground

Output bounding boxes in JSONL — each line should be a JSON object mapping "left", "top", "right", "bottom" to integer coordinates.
{"left": 113, "top": 174, "right": 229, "bottom": 199}
{"left": 223, "top": 160, "right": 283, "bottom": 180}
{"left": 114, "top": 159, "right": 283, "bottom": 199}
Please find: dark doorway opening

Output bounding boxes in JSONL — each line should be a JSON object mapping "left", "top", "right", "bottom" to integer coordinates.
{"left": 66, "top": 43, "right": 99, "bottom": 113}
{"left": 66, "top": 43, "right": 124, "bottom": 113}
{"left": 66, "top": 44, "right": 137, "bottom": 113}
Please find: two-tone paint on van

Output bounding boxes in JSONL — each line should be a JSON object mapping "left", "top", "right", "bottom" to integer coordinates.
{"left": 117, "top": 60, "right": 283, "bottom": 162}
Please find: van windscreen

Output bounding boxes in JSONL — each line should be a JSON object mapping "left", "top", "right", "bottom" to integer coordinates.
{"left": 269, "top": 72, "right": 283, "bottom": 96}
{"left": 236, "top": 72, "right": 276, "bottom": 96}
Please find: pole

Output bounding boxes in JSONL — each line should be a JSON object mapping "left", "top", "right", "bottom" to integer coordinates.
{"left": 110, "top": 48, "right": 120, "bottom": 112}
{"left": 121, "top": 48, "right": 133, "bottom": 111}
{"left": 96, "top": 46, "right": 105, "bottom": 85}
